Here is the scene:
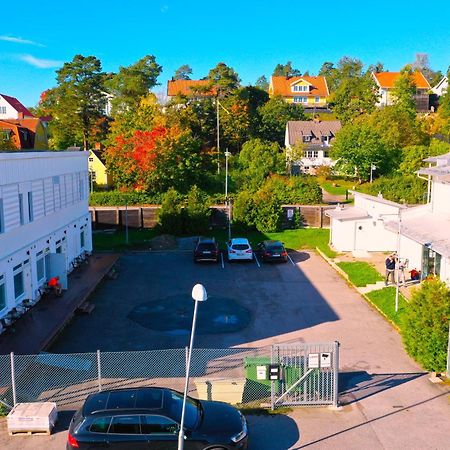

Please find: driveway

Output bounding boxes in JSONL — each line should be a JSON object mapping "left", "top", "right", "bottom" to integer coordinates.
{"left": 1, "top": 250, "right": 449, "bottom": 449}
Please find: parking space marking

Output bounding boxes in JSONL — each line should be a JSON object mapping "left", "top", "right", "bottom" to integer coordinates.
{"left": 254, "top": 254, "right": 261, "bottom": 268}
{"left": 221, "top": 252, "right": 225, "bottom": 269}
{"left": 287, "top": 253, "right": 296, "bottom": 266}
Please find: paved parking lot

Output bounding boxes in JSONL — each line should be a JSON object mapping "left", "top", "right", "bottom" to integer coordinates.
{"left": 2, "top": 249, "right": 450, "bottom": 449}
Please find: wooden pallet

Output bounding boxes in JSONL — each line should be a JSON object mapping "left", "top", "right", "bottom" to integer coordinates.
{"left": 9, "top": 429, "right": 51, "bottom": 436}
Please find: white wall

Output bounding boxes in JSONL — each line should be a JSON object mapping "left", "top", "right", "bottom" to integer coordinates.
{"left": 0, "top": 96, "right": 20, "bottom": 119}
{"left": 431, "top": 180, "right": 450, "bottom": 215}
{"left": 0, "top": 152, "right": 92, "bottom": 319}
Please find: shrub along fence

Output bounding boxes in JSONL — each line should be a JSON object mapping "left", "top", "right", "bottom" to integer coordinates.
{"left": 90, "top": 205, "right": 334, "bottom": 230}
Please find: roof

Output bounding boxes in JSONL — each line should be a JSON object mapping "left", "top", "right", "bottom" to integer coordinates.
{"left": 167, "top": 79, "right": 214, "bottom": 97}
{"left": 0, "top": 94, "right": 34, "bottom": 117}
{"left": 350, "top": 191, "right": 408, "bottom": 209}
{"left": 270, "top": 76, "right": 329, "bottom": 98}
{"left": 384, "top": 207, "right": 450, "bottom": 258}
{"left": 372, "top": 71, "right": 430, "bottom": 89}
{"left": 286, "top": 120, "right": 341, "bottom": 146}
{"left": 91, "top": 149, "right": 106, "bottom": 165}
{"left": 325, "top": 206, "right": 370, "bottom": 221}
{"left": 422, "top": 152, "right": 450, "bottom": 164}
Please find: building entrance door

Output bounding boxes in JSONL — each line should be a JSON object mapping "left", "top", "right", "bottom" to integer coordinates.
{"left": 422, "top": 246, "right": 441, "bottom": 278}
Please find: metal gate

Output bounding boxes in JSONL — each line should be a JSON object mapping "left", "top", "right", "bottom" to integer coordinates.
{"left": 270, "top": 341, "right": 339, "bottom": 408}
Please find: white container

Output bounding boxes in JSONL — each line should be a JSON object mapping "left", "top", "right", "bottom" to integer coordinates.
{"left": 7, "top": 402, "right": 57, "bottom": 435}
{"left": 194, "top": 378, "right": 246, "bottom": 404}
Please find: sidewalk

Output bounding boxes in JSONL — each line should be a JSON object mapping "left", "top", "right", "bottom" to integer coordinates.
{"left": 0, "top": 253, "right": 119, "bottom": 355}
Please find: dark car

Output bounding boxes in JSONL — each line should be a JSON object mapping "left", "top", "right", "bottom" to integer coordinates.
{"left": 194, "top": 237, "right": 220, "bottom": 263}
{"left": 67, "top": 387, "right": 248, "bottom": 450}
{"left": 256, "top": 240, "right": 288, "bottom": 263}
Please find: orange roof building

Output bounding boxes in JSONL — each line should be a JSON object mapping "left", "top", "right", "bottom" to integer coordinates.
{"left": 0, "top": 117, "right": 48, "bottom": 150}
{"left": 167, "top": 79, "right": 215, "bottom": 98}
{"left": 269, "top": 76, "right": 329, "bottom": 107}
{"left": 372, "top": 71, "right": 431, "bottom": 108}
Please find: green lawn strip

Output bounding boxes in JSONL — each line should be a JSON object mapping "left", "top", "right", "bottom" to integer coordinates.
{"left": 92, "top": 228, "right": 159, "bottom": 251}
{"left": 365, "top": 287, "right": 407, "bottom": 328}
{"left": 336, "top": 261, "right": 383, "bottom": 287}
{"left": 320, "top": 179, "right": 356, "bottom": 196}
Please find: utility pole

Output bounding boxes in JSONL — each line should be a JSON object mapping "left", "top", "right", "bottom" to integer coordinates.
{"left": 395, "top": 210, "right": 402, "bottom": 313}
{"left": 216, "top": 98, "right": 220, "bottom": 174}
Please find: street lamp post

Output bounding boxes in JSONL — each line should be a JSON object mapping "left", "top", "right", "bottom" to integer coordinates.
{"left": 178, "top": 284, "right": 208, "bottom": 450}
{"left": 225, "top": 150, "right": 231, "bottom": 241}
{"left": 395, "top": 210, "right": 402, "bottom": 313}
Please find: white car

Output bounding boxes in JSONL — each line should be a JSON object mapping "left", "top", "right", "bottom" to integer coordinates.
{"left": 227, "top": 238, "right": 253, "bottom": 261}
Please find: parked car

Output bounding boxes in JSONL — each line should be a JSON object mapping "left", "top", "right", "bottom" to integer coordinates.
{"left": 194, "top": 237, "right": 220, "bottom": 263}
{"left": 227, "top": 238, "right": 253, "bottom": 262}
{"left": 67, "top": 387, "right": 248, "bottom": 450}
{"left": 256, "top": 240, "right": 288, "bottom": 263}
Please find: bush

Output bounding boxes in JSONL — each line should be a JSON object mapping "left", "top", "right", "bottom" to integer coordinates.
{"left": 401, "top": 279, "right": 450, "bottom": 372}
{"left": 90, "top": 190, "right": 162, "bottom": 206}
{"left": 158, "top": 188, "right": 184, "bottom": 235}
{"left": 184, "top": 186, "right": 211, "bottom": 234}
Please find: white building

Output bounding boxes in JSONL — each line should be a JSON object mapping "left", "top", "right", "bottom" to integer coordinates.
{"left": 285, "top": 120, "right": 341, "bottom": 175}
{"left": 432, "top": 76, "right": 448, "bottom": 97}
{"left": 326, "top": 152, "right": 450, "bottom": 285}
{"left": 0, "top": 151, "right": 92, "bottom": 320}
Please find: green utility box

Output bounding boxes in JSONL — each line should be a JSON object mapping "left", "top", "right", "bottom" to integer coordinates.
{"left": 244, "top": 357, "right": 277, "bottom": 401}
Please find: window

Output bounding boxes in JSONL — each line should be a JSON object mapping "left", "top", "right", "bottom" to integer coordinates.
{"left": 14, "top": 270, "right": 24, "bottom": 300}
{"left": 0, "top": 275, "right": 5, "bottom": 311}
{"left": 36, "top": 253, "right": 45, "bottom": 282}
{"left": 108, "top": 415, "right": 141, "bottom": 434}
{"left": 324, "top": 151, "right": 330, "bottom": 158}
{"left": 0, "top": 198, "right": 4, "bottom": 233}
{"left": 0, "top": 106, "right": 6, "bottom": 114}
{"left": 315, "top": 97, "right": 321, "bottom": 103}
{"left": 303, "top": 135, "right": 311, "bottom": 142}
{"left": 89, "top": 157, "right": 94, "bottom": 162}
{"left": 27, "top": 192, "right": 34, "bottom": 222}
{"left": 292, "top": 85, "right": 308, "bottom": 92}
{"left": 304, "top": 150, "right": 319, "bottom": 158}
{"left": 79, "top": 177, "right": 85, "bottom": 200}
{"left": 141, "top": 415, "right": 179, "bottom": 434}
{"left": 90, "top": 417, "right": 111, "bottom": 433}
{"left": 80, "top": 231, "right": 85, "bottom": 249}
{"left": 19, "top": 193, "right": 24, "bottom": 225}
{"left": 293, "top": 96, "right": 307, "bottom": 103}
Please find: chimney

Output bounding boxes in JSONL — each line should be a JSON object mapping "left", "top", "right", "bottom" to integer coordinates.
{"left": 95, "top": 142, "right": 103, "bottom": 150}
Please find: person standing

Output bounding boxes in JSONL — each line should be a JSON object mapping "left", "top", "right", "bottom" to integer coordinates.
{"left": 385, "top": 254, "right": 396, "bottom": 286}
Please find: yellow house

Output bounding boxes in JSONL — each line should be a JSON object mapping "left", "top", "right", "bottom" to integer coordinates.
{"left": 269, "top": 76, "right": 329, "bottom": 107}
{"left": 88, "top": 150, "right": 113, "bottom": 188}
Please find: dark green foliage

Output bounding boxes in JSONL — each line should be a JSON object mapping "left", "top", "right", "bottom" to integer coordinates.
{"left": 399, "top": 140, "right": 450, "bottom": 175}
{"left": 184, "top": 186, "right": 211, "bottom": 234}
{"left": 90, "top": 190, "right": 162, "bottom": 206}
{"left": 362, "top": 175, "right": 427, "bottom": 204}
{"left": 158, "top": 188, "right": 184, "bottom": 235}
{"left": 173, "top": 64, "right": 192, "bottom": 80}
{"left": 401, "top": 279, "right": 450, "bottom": 372}
{"left": 272, "top": 61, "right": 302, "bottom": 77}
{"left": 391, "top": 65, "right": 417, "bottom": 119}
{"left": 207, "top": 62, "right": 240, "bottom": 95}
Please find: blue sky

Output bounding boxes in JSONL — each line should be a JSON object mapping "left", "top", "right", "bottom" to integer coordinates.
{"left": 1, "top": 0, "right": 449, "bottom": 108}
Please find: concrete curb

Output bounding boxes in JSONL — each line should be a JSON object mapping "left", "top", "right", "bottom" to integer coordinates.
{"left": 315, "top": 247, "right": 401, "bottom": 332}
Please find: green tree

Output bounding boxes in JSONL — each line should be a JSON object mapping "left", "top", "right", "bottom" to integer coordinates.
{"left": 401, "top": 279, "right": 450, "bottom": 372}
{"left": 331, "top": 122, "right": 393, "bottom": 181}
{"left": 42, "top": 55, "right": 106, "bottom": 149}
{"left": 399, "top": 140, "right": 449, "bottom": 175}
{"left": 258, "top": 96, "right": 306, "bottom": 144}
{"left": 173, "top": 64, "right": 193, "bottom": 80}
{"left": 272, "top": 61, "right": 302, "bottom": 77}
{"left": 391, "top": 65, "right": 417, "bottom": 118}
{"left": 237, "top": 139, "right": 285, "bottom": 190}
{"left": 207, "top": 62, "right": 240, "bottom": 96}
{"left": 185, "top": 185, "right": 211, "bottom": 234}
{"left": 255, "top": 75, "right": 269, "bottom": 91}
{"left": 363, "top": 175, "right": 427, "bottom": 204}
{"left": 158, "top": 188, "right": 184, "bottom": 235}
{"left": 106, "top": 55, "right": 162, "bottom": 113}
{"left": 0, "top": 132, "right": 16, "bottom": 150}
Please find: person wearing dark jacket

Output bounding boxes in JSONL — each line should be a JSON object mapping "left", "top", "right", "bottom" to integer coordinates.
{"left": 385, "top": 254, "right": 396, "bottom": 285}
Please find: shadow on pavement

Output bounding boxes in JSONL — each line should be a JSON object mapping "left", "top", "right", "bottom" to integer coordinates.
{"left": 338, "top": 371, "right": 426, "bottom": 405}
{"left": 246, "top": 414, "right": 300, "bottom": 450}
{"left": 54, "top": 409, "right": 75, "bottom": 433}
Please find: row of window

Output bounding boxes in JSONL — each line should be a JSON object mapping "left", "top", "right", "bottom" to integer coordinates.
{"left": 292, "top": 85, "right": 309, "bottom": 92}
{"left": 0, "top": 106, "right": 7, "bottom": 115}
{"left": 302, "top": 135, "right": 330, "bottom": 143}
{"left": 293, "top": 96, "right": 322, "bottom": 103}
{"left": 303, "top": 150, "right": 330, "bottom": 158}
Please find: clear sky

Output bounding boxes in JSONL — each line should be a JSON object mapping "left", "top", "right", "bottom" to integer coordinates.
{"left": 1, "top": 0, "right": 449, "bottom": 108}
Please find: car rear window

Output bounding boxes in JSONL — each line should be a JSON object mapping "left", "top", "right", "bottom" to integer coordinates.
{"left": 197, "top": 243, "right": 216, "bottom": 251}
{"left": 232, "top": 244, "right": 249, "bottom": 250}
{"left": 84, "top": 392, "right": 109, "bottom": 415}
{"left": 268, "top": 245, "right": 284, "bottom": 252}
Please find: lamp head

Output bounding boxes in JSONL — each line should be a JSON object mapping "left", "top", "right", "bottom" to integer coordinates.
{"left": 192, "top": 284, "right": 208, "bottom": 302}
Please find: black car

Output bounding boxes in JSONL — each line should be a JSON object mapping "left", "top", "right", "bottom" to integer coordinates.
{"left": 256, "top": 240, "right": 288, "bottom": 263}
{"left": 67, "top": 387, "right": 248, "bottom": 450}
{"left": 194, "top": 237, "right": 220, "bottom": 263}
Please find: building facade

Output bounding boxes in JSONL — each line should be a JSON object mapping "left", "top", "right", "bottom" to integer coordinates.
{"left": 269, "top": 76, "right": 329, "bottom": 107}
{"left": 0, "top": 151, "right": 92, "bottom": 319}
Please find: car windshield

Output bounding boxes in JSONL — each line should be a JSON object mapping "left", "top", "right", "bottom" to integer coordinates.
{"left": 232, "top": 244, "right": 249, "bottom": 250}
{"left": 167, "top": 391, "right": 200, "bottom": 429}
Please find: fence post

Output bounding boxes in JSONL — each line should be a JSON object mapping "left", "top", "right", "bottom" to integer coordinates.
{"left": 185, "top": 346, "right": 189, "bottom": 374}
{"left": 333, "top": 341, "right": 340, "bottom": 407}
{"left": 10, "top": 352, "right": 17, "bottom": 406}
{"left": 97, "top": 350, "right": 102, "bottom": 392}
{"left": 270, "top": 345, "right": 275, "bottom": 411}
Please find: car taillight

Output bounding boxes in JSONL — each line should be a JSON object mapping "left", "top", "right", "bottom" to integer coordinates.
{"left": 67, "top": 433, "right": 79, "bottom": 448}
{"left": 245, "top": 249, "right": 253, "bottom": 253}
{"left": 282, "top": 251, "right": 288, "bottom": 257}
{"left": 265, "top": 252, "right": 271, "bottom": 257}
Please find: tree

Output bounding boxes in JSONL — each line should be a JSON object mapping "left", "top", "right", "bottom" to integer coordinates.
{"left": 367, "top": 61, "right": 385, "bottom": 73}
{"left": 330, "top": 73, "right": 379, "bottom": 123}
{"left": 158, "top": 188, "right": 183, "bottom": 235}
{"left": 106, "top": 55, "right": 162, "bottom": 113}
{"left": 255, "top": 75, "right": 269, "bottom": 91}
{"left": 272, "top": 61, "right": 302, "bottom": 77}
{"left": 391, "top": 65, "right": 417, "bottom": 118}
{"left": 207, "top": 62, "right": 240, "bottom": 96}
{"left": 0, "top": 132, "right": 16, "bottom": 150}
{"left": 399, "top": 140, "right": 450, "bottom": 175}
{"left": 42, "top": 55, "right": 106, "bottom": 150}
{"left": 173, "top": 64, "right": 193, "bottom": 80}
{"left": 185, "top": 185, "right": 211, "bottom": 234}
{"left": 258, "top": 96, "right": 306, "bottom": 144}
{"left": 331, "top": 122, "right": 393, "bottom": 181}
{"left": 237, "top": 139, "right": 285, "bottom": 190}
{"left": 401, "top": 279, "right": 450, "bottom": 372}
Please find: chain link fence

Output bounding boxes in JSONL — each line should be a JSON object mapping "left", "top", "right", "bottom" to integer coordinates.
{"left": 0, "top": 347, "right": 272, "bottom": 410}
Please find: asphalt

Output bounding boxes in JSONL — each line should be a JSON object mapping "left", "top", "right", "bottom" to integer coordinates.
{"left": 1, "top": 250, "right": 449, "bottom": 449}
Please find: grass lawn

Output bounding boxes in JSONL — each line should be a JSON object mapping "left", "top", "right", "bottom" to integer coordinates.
{"left": 366, "top": 287, "right": 407, "bottom": 328}
{"left": 92, "top": 227, "right": 336, "bottom": 258}
{"left": 337, "top": 261, "right": 384, "bottom": 287}
{"left": 321, "top": 179, "right": 356, "bottom": 196}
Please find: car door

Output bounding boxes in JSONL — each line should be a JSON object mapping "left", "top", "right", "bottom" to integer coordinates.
{"left": 141, "top": 414, "right": 179, "bottom": 450}
{"left": 106, "top": 415, "right": 148, "bottom": 450}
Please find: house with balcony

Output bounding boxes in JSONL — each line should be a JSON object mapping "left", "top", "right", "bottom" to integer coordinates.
{"left": 0, "top": 151, "right": 92, "bottom": 321}
{"left": 285, "top": 120, "right": 341, "bottom": 174}
{"left": 372, "top": 71, "right": 431, "bottom": 111}
{"left": 326, "top": 152, "right": 450, "bottom": 285}
{"left": 269, "top": 76, "right": 329, "bottom": 108}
